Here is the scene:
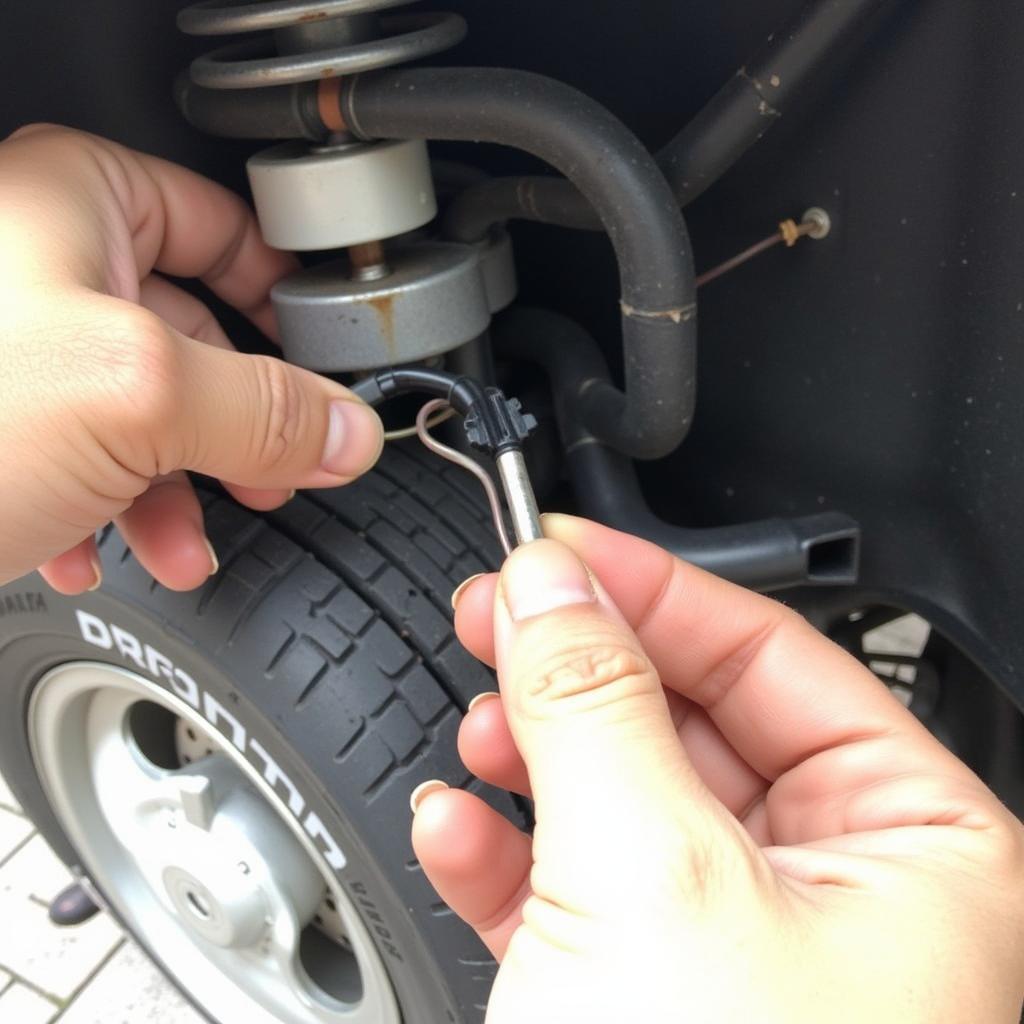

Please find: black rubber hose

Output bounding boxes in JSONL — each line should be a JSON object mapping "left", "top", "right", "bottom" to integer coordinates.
{"left": 570, "top": 442, "right": 860, "bottom": 591}
{"left": 173, "top": 72, "right": 325, "bottom": 142}
{"left": 494, "top": 307, "right": 860, "bottom": 591}
{"left": 442, "top": 176, "right": 600, "bottom": 240}
{"left": 349, "top": 366, "right": 484, "bottom": 415}
{"left": 661, "top": 0, "right": 895, "bottom": 202}
{"left": 342, "top": 66, "right": 697, "bottom": 462}
{"left": 175, "top": 0, "right": 896, "bottom": 211}
{"left": 443, "top": 0, "right": 900, "bottom": 240}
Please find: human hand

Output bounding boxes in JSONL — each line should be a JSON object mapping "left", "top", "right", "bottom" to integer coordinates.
{"left": 0, "top": 124, "right": 383, "bottom": 594}
{"left": 413, "top": 517, "right": 1024, "bottom": 1023}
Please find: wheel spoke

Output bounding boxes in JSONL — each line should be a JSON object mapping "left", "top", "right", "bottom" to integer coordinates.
{"left": 265, "top": 905, "right": 313, "bottom": 1005}
{"left": 29, "top": 662, "right": 401, "bottom": 1024}
{"left": 86, "top": 689, "right": 173, "bottom": 839}
{"left": 176, "top": 774, "right": 216, "bottom": 830}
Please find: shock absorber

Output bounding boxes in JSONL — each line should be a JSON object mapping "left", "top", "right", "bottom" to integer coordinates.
{"left": 178, "top": 0, "right": 468, "bottom": 89}
{"left": 176, "top": 0, "right": 517, "bottom": 373}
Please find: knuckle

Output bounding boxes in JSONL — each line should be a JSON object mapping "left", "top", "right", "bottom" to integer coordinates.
{"left": 989, "top": 817, "right": 1024, "bottom": 880}
{"left": 663, "top": 828, "right": 720, "bottom": 902}
{"left": 517, "top": 633, "right": 656, "bottom": 718}
{"left": 250, "top": 355, "right": 308, "bottom": 470}
{"left": 662, "top": 811, "right": 766, "bottom": 907}
{"left": 17, "top": 304, "right": 183, "bottom": 485}
{"left": 516, "top": 892, "right": 597, "bottom": 958}
{"left": 7, "top": 122, "right": 67, "bottom": 144}
{"left": 72, "top": 308, "right": 181, "bottom": 451}
{"left": 100, "top": 311, "right": 178, "bottom": 414}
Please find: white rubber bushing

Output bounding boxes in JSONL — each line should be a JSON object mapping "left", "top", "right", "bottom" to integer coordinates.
{"left": 248, "top": 138, "right": 437, "bottom": 251}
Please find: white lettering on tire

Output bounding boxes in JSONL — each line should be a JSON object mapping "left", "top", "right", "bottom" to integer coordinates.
{"left": 76, "top": 609, "right": 347, "bottom": 870}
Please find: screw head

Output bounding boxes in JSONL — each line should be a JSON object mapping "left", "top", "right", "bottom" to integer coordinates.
{"left": 802, "top": 207, "right": 832, "bottom": 241}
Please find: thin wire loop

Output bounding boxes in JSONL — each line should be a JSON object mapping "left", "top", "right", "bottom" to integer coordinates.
{"left": 384, "top": 406, "right": 455, "bottom": 442}
{"left": 415, "top": 400, "right": 513, "bottom": 556}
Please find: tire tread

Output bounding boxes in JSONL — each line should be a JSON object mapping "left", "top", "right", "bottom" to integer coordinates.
{"left": 80, "top": 444, "right": 512, "bottom": 1021}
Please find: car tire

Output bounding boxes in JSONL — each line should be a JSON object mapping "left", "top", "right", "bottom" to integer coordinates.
{"left": 0, "top": 443, "right": 520, "bottom": 1024}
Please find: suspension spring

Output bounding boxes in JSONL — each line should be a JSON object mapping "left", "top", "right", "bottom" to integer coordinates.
{"left": 178, "top": 0, "right": 467, "bottom": 89}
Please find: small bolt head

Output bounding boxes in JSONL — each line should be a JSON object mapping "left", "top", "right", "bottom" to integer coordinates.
{"left": 802, "top": 207, "right": 832, "bottom": 241}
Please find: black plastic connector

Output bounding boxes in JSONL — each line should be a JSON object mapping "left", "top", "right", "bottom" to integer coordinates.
{"left": 351, "top": 366, "right": 537, "bottom": 456}
{"left": 463, "top": 391, "right": 537, "bottom": 458}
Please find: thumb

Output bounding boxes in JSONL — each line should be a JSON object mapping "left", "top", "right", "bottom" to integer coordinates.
{"left": 170, "top": 328, "right": 383, "bottom": 490}
{"left": 494, "top": 540, "right": 729, "bottom": 884}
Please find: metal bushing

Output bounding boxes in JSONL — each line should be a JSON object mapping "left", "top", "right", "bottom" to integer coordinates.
{"left": 247, "top": 138, "right": 437, "bottom": 251}
{"left": 273, "top": 241, "right": 491, "bottom": 371}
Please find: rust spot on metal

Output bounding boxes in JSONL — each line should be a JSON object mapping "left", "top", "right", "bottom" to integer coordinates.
{"left": 299, "top": 11, "right": 331, "bottom": 21}
{"left": 317, "top": 77, "right": 346, "bottom": 132}
{"left": 320, "top": 67, "right": 337, "bottom": 78}
{"left": 367, "top": 294, "right": 398, "bottom": 360}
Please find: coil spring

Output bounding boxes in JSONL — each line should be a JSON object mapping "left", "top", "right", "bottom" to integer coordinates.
{"left": 178, "top": 0, "right": 466, "bottom": 90}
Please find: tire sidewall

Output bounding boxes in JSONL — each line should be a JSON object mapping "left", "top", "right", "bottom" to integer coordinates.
{"left": 0, "top": 579, "right": 463, "bottom": 1024}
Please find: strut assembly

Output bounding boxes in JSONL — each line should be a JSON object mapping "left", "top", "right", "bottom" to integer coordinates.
{"left": 176, "top": 0, "right": 869, "bottom": 591}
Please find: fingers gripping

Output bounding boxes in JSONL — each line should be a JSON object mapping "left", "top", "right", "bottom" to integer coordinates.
{"left": 493, "top": 541, "right": 717, "bottom": 880}
{"left": 412, "top": 789, "right": 532, "bottom": 961}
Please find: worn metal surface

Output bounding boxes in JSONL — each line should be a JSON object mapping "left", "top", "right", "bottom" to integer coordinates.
{"left": 273, "top": 240, "right": 491, "bottom": 370}
{"left": 496, "top": 450, "right": 544, "bottom": 547}
{"left": 247, "top": 138, "right": 436, "bottom": 250}
{"left": 476, "top": 229, "right": 519, "bottom": 314}
{"left": 179, "top": 0, "right": 466, "bottom": 90}
{"left": 178, "top": 1, "right": 415, "bottom": 36}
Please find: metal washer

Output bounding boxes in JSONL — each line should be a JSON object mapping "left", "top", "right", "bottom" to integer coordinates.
{"left": 273, "top": 240, "right": 491, "bottom": 371}
{"left": 248, "top": 138, "right": 437, "bottom": 251}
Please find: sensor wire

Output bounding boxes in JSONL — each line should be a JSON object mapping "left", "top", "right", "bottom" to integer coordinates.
{"left": 696, "top": 217, "right": 820, "bottom": 289}
{"left": 384, "top": 406, "right": 455, "bottom": 442}
{"left": 415, "top": 399, "right": 514, "bottom": 556}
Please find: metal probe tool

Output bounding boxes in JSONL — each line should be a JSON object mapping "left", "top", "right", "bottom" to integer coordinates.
{"left": 414, "top": 398, "right": 542, "bottom": 555}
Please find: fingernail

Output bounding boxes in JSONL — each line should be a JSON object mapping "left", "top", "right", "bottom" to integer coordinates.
{"left": 451, "top": 573, "right": 487, "bottom": 611}
{"left": 88, "top": 558, "right": 103, "bottom": 592}
{"left": 285, "top": 489, "right": 297, "bottom": 503}
{"left": 500, "top": 539, "right": 596, "bottom": 622}
{"left": 204, "top": 538, "right": 219, "bottom": 577}
{"left": 322, "top": 400, "right": 384, "bottom": 478}
{"left": 410, "top": 779, "right": 449, "bottom": 815}
{"left": 468, "top": 691, "right": 500, "bottom": 713}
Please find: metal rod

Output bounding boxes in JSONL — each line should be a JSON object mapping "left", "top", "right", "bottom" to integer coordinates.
{"left": 348, "top": 240, "right": 390, "bottom": 282}
{"left": 496, "top": 450, "right": 544, "bottom": 547}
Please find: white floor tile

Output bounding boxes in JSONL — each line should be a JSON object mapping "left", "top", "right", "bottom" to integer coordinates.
{"left": 0, "top": 982, "right": 59, "bottom": 1024}
{"left": 0, "top": 834, "right": 74, "bottom": 904}
{"left": 60, "top": 941, "right": 205, "bottom": 1024}
{"left": 0, "top": 891, "right": 122, "bottom": 1000}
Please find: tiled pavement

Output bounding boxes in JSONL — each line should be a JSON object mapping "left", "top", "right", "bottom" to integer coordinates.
{"left": 0, "top": 771, "right": 204, "bottom": 1023}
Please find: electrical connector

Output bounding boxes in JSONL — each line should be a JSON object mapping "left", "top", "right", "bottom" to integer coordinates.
{"left": 352, "top": 366, "right": 543, "bottom": 550}
{"left": 462, "top": 390, "right": 537, "bottom": 458}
